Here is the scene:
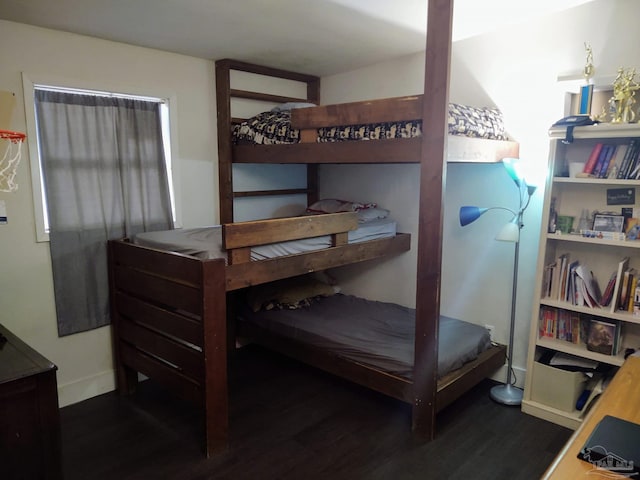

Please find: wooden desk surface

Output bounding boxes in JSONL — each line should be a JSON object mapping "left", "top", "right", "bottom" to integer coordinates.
{"left": 543, "top": 355, "right": 640, "bottom": 479}
{"left": 0, "top": 324, "right": 57, "bottom": 384}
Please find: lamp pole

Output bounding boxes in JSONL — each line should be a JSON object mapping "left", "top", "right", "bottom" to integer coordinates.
{"left": 490, "top": 208, "right": 524, "bottom": 405}
{"left": 459, "top": 160, "right": 536, "bottom": 406}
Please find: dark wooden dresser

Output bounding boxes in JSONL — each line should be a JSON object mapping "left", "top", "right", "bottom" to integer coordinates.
{"left": 0, "top": 324, "right": 63, "bottom": 479}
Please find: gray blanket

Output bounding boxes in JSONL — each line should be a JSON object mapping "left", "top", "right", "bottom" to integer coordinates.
{"left": 239, "top": 294, "right": 492, "bottom": 379}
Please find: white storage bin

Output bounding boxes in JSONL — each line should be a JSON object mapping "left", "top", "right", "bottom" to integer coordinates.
{"left": 530, "top": 361, "right": 588, "bottom": 412}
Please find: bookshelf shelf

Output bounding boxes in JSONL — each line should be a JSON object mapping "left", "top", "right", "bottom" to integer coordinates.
{"left": 546, "top": 233, "right": 640, "bottom": 249}
{"left": 540, "top": 298, "right": 640, "bottom": 324}
{"left": 553, "top": 177, "right": 640, "bottom": 186}
{"left": 523, "top": 123, "right": 640, "bottom": 429}
{"left": 535, "top": 337, "right": 625, "bottom": 367}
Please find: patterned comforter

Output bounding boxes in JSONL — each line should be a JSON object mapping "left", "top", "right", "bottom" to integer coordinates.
{"left": 233, "top": 103, "right": 507, "bottom": 145}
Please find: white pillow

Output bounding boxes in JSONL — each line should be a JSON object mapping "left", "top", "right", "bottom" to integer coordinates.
{"left": 306, "top": 198, "right": 377, "bottom": 214}
{"left": 357, "top": 207, "right": 390, "bottom": 223}
{"left": 271, "top": 102, "right": 317, "bottom": 112}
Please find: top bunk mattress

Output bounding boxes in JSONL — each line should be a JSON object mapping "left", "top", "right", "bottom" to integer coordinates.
{"left": 133, "top": 217, "right": 397, "bottom": 261}
{"left": 233, "top": 103, "right": 508, "bottom": 145}
{"left": 239, "top": 293, "right": 492, "bottom": 379}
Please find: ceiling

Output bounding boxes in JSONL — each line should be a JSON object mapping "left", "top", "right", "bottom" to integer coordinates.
{"left": 0, "top": 0, "right": 596, "bottom": 76}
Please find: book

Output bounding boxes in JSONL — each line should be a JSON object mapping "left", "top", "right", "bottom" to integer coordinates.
{"left": 575, "top": 264, "right": 601, "bottom": 307}
{"left": 632, "top": 160, "right": 640, "bottom": 180}
{"left": 606, "top": 144, "right": 629, "bottom": 179}
{"left": 542, "top": 262, "right": 556, "bottom": 298}
{"left": 610, "top": 257, "right": 630, "bottom": 313}
{"left": 625, "top": 217, "right": 639, "bottom": 234}
{"left": 582, "top": 142, "right": 604, "bottom": 175}
{"left": 579, "top": 314, "right": 591, "bottom": 346}
{"left": 591, "top": 144, "right": 612, "bottom": 178}
{"left": 629, "top": 275, "right": 638, "bottom": 313}
{"left": 625, "top": 142, "right": 640, "bottom": 179}
{"left": 556, "top": 309, "right": 569, "bottom": 340}
{"left": 599, "top": 271, "right": 617, "bottom": 307}
{"left": 559, "top": 254, "right": 572, "bottom": 302}
{"left": 619, "top": 268, "right": 636, "bottom": 311}
{"left": 614, "top": 321, "right": 623, "bottom": 354}
{"left": 616, "top": 140, "right": 633, "bottom": 179}
{"left": 551, "top": 253, "right": 568, "bottom": 300}
{"left": 596, "top": 144, "right": 617, "bottom": 178}
{"left": 539, "top": 306, "right": 556, "bottom": 338}
{"left": 617, "top": 139, "right": 639, "bottom": 179}
{"left": 634, "top": 284, "right": 640, "bottom": 316}
{"left": 567, "top": 260, "right": 580, "bottom": 304}
{"left": 571, "top": 311, "right": 588, "bottom": 345}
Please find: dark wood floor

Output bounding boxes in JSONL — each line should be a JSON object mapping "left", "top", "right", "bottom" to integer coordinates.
{"left": 60, "top": 345, "right": 571, "bottom": 480}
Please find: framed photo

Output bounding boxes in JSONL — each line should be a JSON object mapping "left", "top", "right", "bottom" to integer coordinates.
{"left": 593, "top": 213, "right": 625, "bottom": 233}
{"left": 586, "top": 319, "right": 617, "bottom": 355}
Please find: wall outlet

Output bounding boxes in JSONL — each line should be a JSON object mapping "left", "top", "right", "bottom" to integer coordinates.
{"left": 485, "top": 324, "right": 495, "bottom": 341}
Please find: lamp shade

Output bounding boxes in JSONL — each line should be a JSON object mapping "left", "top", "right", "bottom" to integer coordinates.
{"left": 459, "top": 206, "right": 488, "bottom": 226}
{"left": 495, "top": 219, "right": 520, "bottom": 242}
{"left": 502, "top": 157, "right": 522, "bottom": 187}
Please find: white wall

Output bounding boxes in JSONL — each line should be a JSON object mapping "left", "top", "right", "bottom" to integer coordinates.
{"left": 319, "top": 0, "right": 640, "bottom": 385}
{"left": 0, "top": 20, "right": 218, "bottom": 406}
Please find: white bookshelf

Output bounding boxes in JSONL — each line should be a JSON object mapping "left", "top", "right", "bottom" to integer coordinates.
{"left": 521, "top": 123, "right": 640, "bottom": 428}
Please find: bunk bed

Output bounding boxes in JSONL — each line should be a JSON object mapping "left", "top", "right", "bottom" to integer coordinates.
{"left": 213, "top": 47, "right": 517, "bottom": 438}
{"left": 108, "top": 0, "right": 517, "bottom": 458}
{"left": 108, "top": 212, "right": 410, "bottom": 456}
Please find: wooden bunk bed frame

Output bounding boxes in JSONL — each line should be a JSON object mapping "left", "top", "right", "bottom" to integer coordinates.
{"left": 108, "top": 212, "right": 411, "bottom": 457}
{"left": 108, "top": 0, "right": 514, "bottom": 459}
{"left": 213, "top": 2, "right": 515, "bottom": 442}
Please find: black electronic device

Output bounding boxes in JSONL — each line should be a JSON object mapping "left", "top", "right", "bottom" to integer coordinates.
{"left": 577, "top": 415, "right": 640, "bottom": 476}
{"left": 552, "top": 115, "right": 599, "bottom": 144}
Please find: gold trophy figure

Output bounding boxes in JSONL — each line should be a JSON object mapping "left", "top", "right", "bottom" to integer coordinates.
{"left": 610, "top": 68, "right": 640, "bottom": 123}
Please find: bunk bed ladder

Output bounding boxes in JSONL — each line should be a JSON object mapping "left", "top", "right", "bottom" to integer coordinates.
{"left": 215, "top": 59, "right": 320, "bottom": 224}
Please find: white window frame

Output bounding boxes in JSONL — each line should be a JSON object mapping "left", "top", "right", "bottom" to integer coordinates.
{"left": 22, "top": 73, "right": 181, "bottom": 242}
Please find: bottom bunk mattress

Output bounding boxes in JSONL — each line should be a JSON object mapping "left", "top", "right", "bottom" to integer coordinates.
{"left": 238, "top": 293, "right": 492, "bottom": 379}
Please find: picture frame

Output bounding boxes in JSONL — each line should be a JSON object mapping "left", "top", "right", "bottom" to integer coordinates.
{"left": 586, "top": 319, "right": 616, "bottom": 355}
{"left": 593, "top": 213, "right": 625, "bottom": 233}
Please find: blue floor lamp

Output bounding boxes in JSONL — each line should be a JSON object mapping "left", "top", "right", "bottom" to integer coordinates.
{"left": 459, "top": 159, "right": 536, "bottom": 406}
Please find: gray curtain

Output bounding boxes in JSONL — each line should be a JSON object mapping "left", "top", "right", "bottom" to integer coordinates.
{"left": 35, "top": 90, "right": 173, "bottom": 336}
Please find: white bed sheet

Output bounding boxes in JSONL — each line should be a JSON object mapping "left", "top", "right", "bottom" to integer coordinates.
{"left": 133, "top": 218, "right": 397, "bottom": 261}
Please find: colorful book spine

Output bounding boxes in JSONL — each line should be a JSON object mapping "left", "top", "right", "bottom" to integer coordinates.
{"left": 596, "top": 145, "right": 617, "bottom": 178}
{"left": 617, "top": 139, "right": 639, "bottom": 179}
{"left": 628, "top": 275, "right": 638, "bottom": 313}
{"left": 608, "top": 144, "right": 629, "bottom": 178}
{"left": 625, "top": 143, "right": 640, "bottom": 179}
{"left": 582, "top": 142, "right": 603, "bottom": 175}
{"left": 610, "top": 257, "right": 630, "bottom": 313}
{"left": 600, "top": 271, "right": 617, "bottom": 307}
{"left": 591, "top": 144, "right": 611, "bottom": 178}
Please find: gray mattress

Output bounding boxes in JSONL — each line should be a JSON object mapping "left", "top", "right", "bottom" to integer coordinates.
{"left": 239, "top": 294, "right": 492, "bottom": 379}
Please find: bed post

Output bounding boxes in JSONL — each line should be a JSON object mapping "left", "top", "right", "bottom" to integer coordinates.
{"left": 215, "top": 59, "right": 234, "bottom": 225}
{"left": 201, "top": 259, "right": 229, "bottom": 456}
{"left": 306, "top": 78, "right": 321, "bottom": 207}
{"left": 413, "top": 0, "right": 453, "bottom": 439}
{"left": 107, "top": 239, "right": 138, "bottom": 395}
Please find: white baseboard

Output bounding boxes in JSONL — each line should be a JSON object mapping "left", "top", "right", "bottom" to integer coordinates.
{"left": 57, "top": 369, "right": 116, "bottom": 408}
{"left": 55, "top": 364, "right": 526, "bottom": 408}
{"left": 488, "top": 364, "right": 526, "bottom": 389}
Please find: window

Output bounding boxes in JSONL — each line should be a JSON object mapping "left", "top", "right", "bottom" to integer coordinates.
{"left": 27, "top": 81, "right": 177, "bottom": 336}
{"left": 22, "top": 75, "right": 178, "bottom": 241}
